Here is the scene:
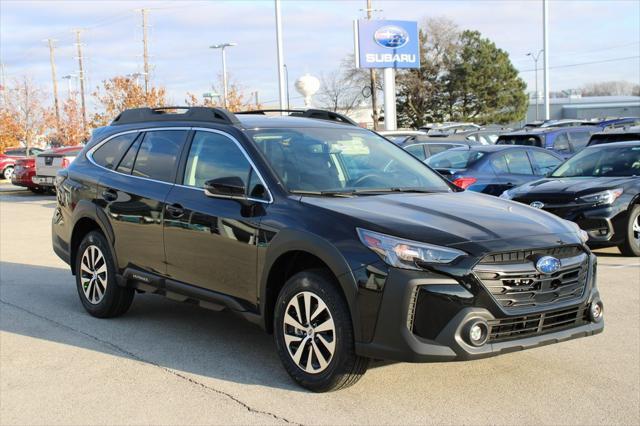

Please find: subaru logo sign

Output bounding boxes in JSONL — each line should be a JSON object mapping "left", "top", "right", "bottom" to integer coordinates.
{"left": 374, "top": 26, "right": 409, "bottom": 48}
{"left": 530, "top": 201, "right": 544, "bottom": 209}
{"left": 535, "top": 256, "right": 561, "bottom": 275}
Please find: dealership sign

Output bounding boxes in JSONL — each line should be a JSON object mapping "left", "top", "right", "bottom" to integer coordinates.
{"left": 354, "top": 19, "right": 420, "bottom": 69}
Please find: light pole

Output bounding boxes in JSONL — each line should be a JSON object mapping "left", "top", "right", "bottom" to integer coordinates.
{"left": 283, "top": 64, "right": 291, "bottom": 109}
{"left": 209, "top": 43, "right": 237, "bottom": 108}
{"left": 543, "top": 0, "right": 550, "bottom": 120}
{"left": 527, "top": 50, "right": 543, "bottom": 121}
{"left": 61, "top": 74, "right": 77, "bottom": 99}
{"left": 203, "top": 91, "right": 221, "bottom": 106}
{"left": 274, "top": 0, "right": 287, "bottom": 113}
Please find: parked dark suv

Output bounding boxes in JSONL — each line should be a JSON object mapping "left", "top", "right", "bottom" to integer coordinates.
{"left": 52, "top": 107, "right": 604, "bottom": 392}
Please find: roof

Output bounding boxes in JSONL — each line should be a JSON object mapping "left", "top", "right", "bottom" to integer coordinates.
{"left": 585, "top": 140, "right": 640, "bottom": 148}
{"left": 503, "top": 125, "right": 600, "bottom": 136}
{"left": 235, "top": 114, "right": 360, "bottom": 130}
{"left": 448, "top": 144, "right": 550, "bottom": 153}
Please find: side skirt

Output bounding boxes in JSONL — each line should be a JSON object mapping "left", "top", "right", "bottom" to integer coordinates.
{"left": 118, "top": 267, "right": 263, "bottom": 327}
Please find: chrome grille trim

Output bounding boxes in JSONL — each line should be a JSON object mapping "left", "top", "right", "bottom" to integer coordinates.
{"left": 474, "top": 250, "right": 589, "bottom": 311}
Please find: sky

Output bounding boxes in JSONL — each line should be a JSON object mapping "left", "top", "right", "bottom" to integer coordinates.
{"left": 1, "top": 0, "right": 639, "bottom": 112}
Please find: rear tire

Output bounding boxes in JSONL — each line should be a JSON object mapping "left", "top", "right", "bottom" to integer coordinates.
{"left": 274, "top": 269, "right": 369, "bottom": 392}
{"left": 618, "top": 205, "right": 640, "bottom": 257}
{"left": 75, "top": 231, "right": 134, "bottom": 317}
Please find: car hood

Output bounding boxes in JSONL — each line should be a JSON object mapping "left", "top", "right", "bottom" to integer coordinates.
{"left": 510, "top": 176, "right": 637, "bottom": 198}
{"left": 299, "top": 191, "right": 581, "bottom": 255}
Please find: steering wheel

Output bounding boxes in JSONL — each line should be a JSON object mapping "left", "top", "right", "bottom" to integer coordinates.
{"left": 351, "top": 174, "right": 384, "bottom": 187}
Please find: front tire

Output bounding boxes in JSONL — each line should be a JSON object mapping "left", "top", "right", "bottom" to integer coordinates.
{"left": 274, "top": 269, "right": 369, "bottom": 392}
{"left": 75, "top": 231, "right": 134, "bottom": 317}
{"left": 619, "top": 205, "right": 640, "bottom": 256}
{"left": 3, "top": 166, "right": 14, "bottom": 180}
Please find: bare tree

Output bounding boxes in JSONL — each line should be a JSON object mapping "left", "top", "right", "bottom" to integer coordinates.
{"left": 316, "top": 70, "right": 364, "bottom": 115}
{"left": 580, "top": 81, "right": 640, "bottom": 97}
{"left": 0, "top": 77, "right": 52, "bottom": 152}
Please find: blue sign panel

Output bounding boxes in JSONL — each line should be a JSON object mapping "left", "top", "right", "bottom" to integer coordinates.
{"left": 355, "top": 19, "right": 420, "bottom": 69}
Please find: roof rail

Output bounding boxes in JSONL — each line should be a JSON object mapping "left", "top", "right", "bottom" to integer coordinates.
{"left": 111, "top": 106, "right": 239, "bottom": 126}
{"left": 235, "top": 108, "right": 358, "bottom": 126}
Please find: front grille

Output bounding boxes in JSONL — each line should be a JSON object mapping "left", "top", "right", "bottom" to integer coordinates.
{"left": 474, "top": 247, "right": 589, "bottom": 311}
{"left": 487, "top": 305, "right": 588, "bottom": 343}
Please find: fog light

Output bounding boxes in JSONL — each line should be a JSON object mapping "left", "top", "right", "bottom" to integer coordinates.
{"left": 590, "top": 301, "right": 603, "bottom": 322}
{"left": 464, "top": 319, "right": 489, "bottom": 347}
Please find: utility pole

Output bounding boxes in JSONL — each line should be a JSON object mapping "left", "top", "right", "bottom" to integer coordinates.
{"left": 46, "top": 38, "right": 61, "bottom": 129}
{"left": 542, "top": 0, "right": 550, "bottom": 120}
{"left": 141, "top": 8, "right": 150, "bottom": 96}
{"left": 274, "top": 0, "right": 287, "bottom": 113}
{"left": 74, "top": 30, "right": 87, "bottom": 132}
{"left": 366, "top": 0, "right": 379, "bottom": 130}
{"left": 253, "top": 91, "right": 259, "bottom": 107}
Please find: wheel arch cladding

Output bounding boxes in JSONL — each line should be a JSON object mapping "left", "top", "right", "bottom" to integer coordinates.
{"left": 260, "top": 231, "right": 360, "bottom": 338}
{"left": 70, "top": 202, "right": 117, "bottom": 275}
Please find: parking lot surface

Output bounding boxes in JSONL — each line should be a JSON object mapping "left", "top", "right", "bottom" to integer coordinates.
{"left": 1, "top": 184, "right": 639, "bottom": 425}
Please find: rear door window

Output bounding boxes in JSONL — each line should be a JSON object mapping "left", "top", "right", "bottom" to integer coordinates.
{"left": 132, "top": 130, "right": 187, "bottom": 183}
{"left": 530, "top": 150, "right": 562, "bottom": 175}
{"left": 568, "top": 131, "right": 593, "bottom": 151}
{"left": 404, "top": 144, "right": 427, "bottom": 161}
{"left": 92, "top": 133, "right": 138, "bottom": 169}
{"left": 504, "top": 150, "right": 534, "bottom": 175}
{"left": 490, "top": 153, "right": 509, "bottom": 174}
{"left": 553, "top": 133, "right": 571, "bottom": 153}
{"left": 427, "top": 144, "right": 456, "bottom": 156}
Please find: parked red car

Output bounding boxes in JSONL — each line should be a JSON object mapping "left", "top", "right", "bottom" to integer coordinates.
{"left": 0, "top": 147, "right": 44, "bottom": 180}
{"left": 10, "top": 157, "right": 48, "bottom": 193}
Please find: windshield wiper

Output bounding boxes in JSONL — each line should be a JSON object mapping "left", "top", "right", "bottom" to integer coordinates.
{"left": 289, "top": 190, "right": 354, "bottom": 197}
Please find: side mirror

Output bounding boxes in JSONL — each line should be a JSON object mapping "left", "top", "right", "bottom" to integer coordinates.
{"left": 204, "top": 176, "right": 246, "bottom": 199}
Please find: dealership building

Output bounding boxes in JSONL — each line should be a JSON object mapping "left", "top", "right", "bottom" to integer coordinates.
{"left": 525, "top": 95, "right": 640, "bottom": 123}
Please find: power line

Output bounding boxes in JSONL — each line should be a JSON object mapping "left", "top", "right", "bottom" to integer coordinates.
{"left": 518, "top": 55, "right": 640, "bottom": 73}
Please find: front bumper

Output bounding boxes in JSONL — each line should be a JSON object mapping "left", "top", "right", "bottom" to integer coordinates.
{"left": 355, "top": 253, "right": 603, "bottom": 363}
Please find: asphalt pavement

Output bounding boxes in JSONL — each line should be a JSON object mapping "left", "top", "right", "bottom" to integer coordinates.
{"left": 1, "top": 183, "right": 638, "bottom": 425}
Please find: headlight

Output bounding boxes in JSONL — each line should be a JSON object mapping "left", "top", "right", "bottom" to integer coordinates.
{"left": 578, "top": 188, "right": 623, "bottom": 205}
{"left": 356, "top": 228, "right": 465, "bottom": 270}
{"left": 499, "top": 189, "right": 514, "bottom": 199}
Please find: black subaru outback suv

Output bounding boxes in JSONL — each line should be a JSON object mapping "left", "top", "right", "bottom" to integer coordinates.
{"left": 52, "top": 107, "right": 604, "bottom": 392}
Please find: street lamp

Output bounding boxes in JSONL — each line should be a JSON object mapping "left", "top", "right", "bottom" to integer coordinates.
{"left": 527, "top": 50, "right": 543, "bottom": 121}
{"left": 209, "top": 42, "right": 237, "bottom": 108}
{"left": 202, "top": 91, "right": 221, "bottom": 105}
{"left": 61, "top": 74, "right": 77, "bottom": 99}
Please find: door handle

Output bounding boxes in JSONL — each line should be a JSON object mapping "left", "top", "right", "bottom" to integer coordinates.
{"left": 101, "top": 188, "right": 117, "bottom": 202}
{"left": 166, "top": 203, "right": 184, "bottom": 218}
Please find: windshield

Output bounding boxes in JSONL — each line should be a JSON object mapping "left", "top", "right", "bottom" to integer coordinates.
{"left": 551, "top": 145, "right": 640, "bottom": 177}
{"left": 249, "top": 127, "right": 451, "bottom": 194}
{"left": 427, "top": 149, "right": 485, "bottom": 169}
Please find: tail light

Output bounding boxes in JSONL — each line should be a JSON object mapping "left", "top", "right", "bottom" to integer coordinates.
{"left": 452, "top": 177, "right": 477, "bottom": 189}
{"left": 61, "top": 157, "right": 71, "bottom": 169}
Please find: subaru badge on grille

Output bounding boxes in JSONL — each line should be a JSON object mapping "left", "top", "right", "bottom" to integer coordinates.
{"left": 535, "top": 256, "right": 561, "bottom": 274}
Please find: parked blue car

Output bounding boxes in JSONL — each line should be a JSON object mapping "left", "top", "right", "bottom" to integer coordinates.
{"left": 426, "top": 145, "right": 564, "bottom": 196}
{"left": 496, "top": 126, "right": 599, "bottom": 158}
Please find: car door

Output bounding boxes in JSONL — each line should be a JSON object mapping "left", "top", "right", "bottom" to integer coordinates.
{"left": 486, "top": 149, "right": 535, "bottom": 196}
{"left": 95, "top": 129, "right": 188, "bottom": 275}
{"left": 163, "top": 129, "right": 270, "bottom": 304}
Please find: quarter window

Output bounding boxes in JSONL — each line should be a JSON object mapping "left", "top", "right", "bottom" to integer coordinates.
{"left": 131, "top": 130, "right": 186, "bottom": 182}
{"left": 93, "top": 133, "right": 138, "bottom": 169}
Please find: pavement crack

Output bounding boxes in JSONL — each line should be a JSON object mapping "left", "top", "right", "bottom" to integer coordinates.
{"left": 0, "top": 298, "right": 301, "bottom": 425}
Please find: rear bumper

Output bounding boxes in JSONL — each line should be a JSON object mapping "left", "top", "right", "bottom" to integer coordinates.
{"left": 11, "top": 169, "right": 37, "bottom": 188}
{"left": 355, "top": 254, "right": 603, "bottom": 363}
{"left": 32, "top": 175, "right": 56, "bottom": 187}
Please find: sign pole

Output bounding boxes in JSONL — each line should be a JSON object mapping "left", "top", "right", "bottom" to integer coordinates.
{"left": 383, "top": 68, "right": 396, "bottom": 130}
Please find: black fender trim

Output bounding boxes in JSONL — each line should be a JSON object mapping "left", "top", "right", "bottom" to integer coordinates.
{"left": 69, "top": 200, "right": 119, "bottom": 274}
{"left": 257, "top": 228, "right": 362, "bottom": 339}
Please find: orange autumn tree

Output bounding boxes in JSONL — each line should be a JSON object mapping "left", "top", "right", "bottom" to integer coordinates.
{"left": 91, "top": 76, "right": 168, "bottom": 127}
{"left": 185, "top": 78, "right": 261, "bottom": 112}
{"left": 52, "top": 96, "right": 89, "bottom": 146}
